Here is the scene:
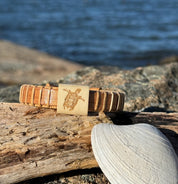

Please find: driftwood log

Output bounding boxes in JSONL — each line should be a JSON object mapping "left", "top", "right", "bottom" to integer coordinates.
{"left": 0, "top": 102, "right": 177, "bottom": 184}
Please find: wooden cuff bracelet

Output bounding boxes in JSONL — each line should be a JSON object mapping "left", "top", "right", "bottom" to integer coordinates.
{"left": 19, "top": 84, "right": 125, "bottom": 113}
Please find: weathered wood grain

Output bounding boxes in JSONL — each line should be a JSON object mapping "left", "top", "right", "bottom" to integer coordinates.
{"left": 0, "top": 103, "right": 177, "bottom": 184}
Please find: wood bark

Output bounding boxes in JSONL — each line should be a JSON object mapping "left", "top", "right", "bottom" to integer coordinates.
{"left": 0, "top": 103, "right": 177, "bottom": 184}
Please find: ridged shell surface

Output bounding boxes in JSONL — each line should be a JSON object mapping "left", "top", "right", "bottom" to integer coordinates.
{"left": 91, "top": 123, "right": 178, "bottom": 184}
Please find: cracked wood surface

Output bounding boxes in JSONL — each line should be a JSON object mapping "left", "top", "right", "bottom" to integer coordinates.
{"left": 0, "top": 103, "right": 177, "bottom": 184}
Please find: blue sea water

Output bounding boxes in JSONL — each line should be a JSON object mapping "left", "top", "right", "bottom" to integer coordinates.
{"left": 0, "top": 0, "right": 178, "bottom": 68}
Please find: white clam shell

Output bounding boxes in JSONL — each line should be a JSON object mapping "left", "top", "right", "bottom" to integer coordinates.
{"left": 91, "top": 123, "right": 178, "bottom": 184}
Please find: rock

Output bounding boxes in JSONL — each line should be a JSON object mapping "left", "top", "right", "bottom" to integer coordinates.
{"left": 0, "top": 40, "right": 83, "bottom": 86}
{"left": 159, "top": 55, "right": 178, "bottom": 65}
{"left": 0, "top": 85, "right": 20, "bottom": 102}
{"left": 1, "top": 63, "right": 178, "bottom": 112}
{"left": 59, "top": 63, "right": 178, "bottom": 112}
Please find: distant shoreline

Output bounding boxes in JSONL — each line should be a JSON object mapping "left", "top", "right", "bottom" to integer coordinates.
{"left": 0, "top": 40, "right": 83, "bottom": 86}
{"left": 0, "top": 40, "right": 177, "bottom": 88}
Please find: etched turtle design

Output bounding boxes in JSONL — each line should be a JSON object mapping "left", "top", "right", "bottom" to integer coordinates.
{"left": 63, "top": 88, "right": 85, "bottom": 111}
